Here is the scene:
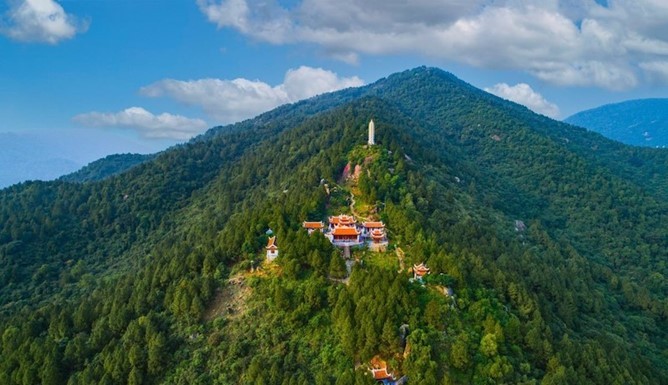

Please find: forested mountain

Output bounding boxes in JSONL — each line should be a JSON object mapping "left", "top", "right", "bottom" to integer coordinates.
{"left": 565, "top": 98, "right": 668, "bottom": 148}
{"left": 1, "top": 67, "right": 666, "bottom": 385}
{"left": 60, "top": 153, "right": 155, "bottom": 183}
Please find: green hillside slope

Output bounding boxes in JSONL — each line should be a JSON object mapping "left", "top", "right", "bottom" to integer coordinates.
{"left": 0, "top": 67, "right": 666, "bottom": 385}
{"left": 59, "top": 153, "right": 155, "bottom": 183}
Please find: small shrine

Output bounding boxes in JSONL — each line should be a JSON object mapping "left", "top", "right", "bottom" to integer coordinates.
{"left": 369, "top": 356, "right": 406, "bottom": 385}
{"left": 266, "top": 236, "right": 279, "bottom": 261}
{"left": 371, "top": 368, "right": 394, "bottom": 384}
{"left": 302, "top": 221, "right": 325, "bottom": 234}
{"left": 413, "top": 263, "right": 430, "bottom": 281}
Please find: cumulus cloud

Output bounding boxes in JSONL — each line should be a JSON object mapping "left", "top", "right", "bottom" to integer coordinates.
{"left": 485, "top": 83, "right": 560, "bottom": 118}
{"left": 1, "top": 0, "right": 87, "bottom": 44}
{"left": 197, "top": 0, "right": 668, "bottom": 89}
{"left": 73, "top": 107, "right": 208, "bottom": 140}
{"left": 141, "top": 66, "right": 364, "bottom": 123}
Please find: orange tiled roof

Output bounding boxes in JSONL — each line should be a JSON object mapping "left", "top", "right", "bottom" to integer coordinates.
{"left": 370, "top": 229, "right": 385, "bottom": 239}
{"left": 266, "top": 236, "right": 277, "bottom": 249}
{"left": 414, "top": 263, "right": 430, "bottom": 276}
{"left": 363, "top": 221, "right": 385, "bottom": 228}
{"left": 329, "top": 214, "right": 356, "bottom": 225}
{"left": 332, "top": 226, "right": 360, "bottom": 236}
{"left": 303, "top": 221, "right": 324, "bottom": 229}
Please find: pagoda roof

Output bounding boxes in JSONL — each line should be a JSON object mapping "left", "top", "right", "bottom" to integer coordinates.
{"left": 370, "top": 229, "right": 386, "bottom": 239}
{"left": 266, "top": 236, "right": 277, "bottom": 249}
{"left": 303, "top": 221, "right": 324, "bottom": 229}
{"left": 413, "top": 262, "right": 430, "bottom": 276}
{"left": 363, "top": 221, "right": 385, "bottom": 228}
{"left": 329, "top": 214, "right": 356, "bottom": 225}
{"left": 332, "top": 226, "right": 360, "bottom": 236}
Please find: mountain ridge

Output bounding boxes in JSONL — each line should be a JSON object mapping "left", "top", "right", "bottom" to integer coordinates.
{"left": 0, "top": 67, "right": 666, "bottom": 385}
{"left": 565, "top": 98, "right": 668, "bottom": 148}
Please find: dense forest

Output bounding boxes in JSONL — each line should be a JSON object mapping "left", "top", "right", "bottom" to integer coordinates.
{"left": 0, "top": 67, "right": 666, "bottom": 384}
{"left": 59, "top": 153, "right": 155, "bottom": 183}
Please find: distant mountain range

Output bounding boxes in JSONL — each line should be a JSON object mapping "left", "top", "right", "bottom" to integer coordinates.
{"left": 565, "top": 98, "right": 668, "bottom": 147}
{"left": 0, "top": 130, "right": 163, "bottom": 189}
{"left": 0, "top": 132, "right": 82, "bottom": 188}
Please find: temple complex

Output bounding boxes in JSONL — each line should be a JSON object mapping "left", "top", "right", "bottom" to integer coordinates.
{"left": 303, "top": 214, "right": 388, "bottom": 251}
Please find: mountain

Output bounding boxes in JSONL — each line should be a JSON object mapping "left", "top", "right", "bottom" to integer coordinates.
{"left": 0, "top": 67, "right": 667, "bottom": 385}
{"left": 565, "top": 98, "right": 668, "bottom": 148}
{"left": 0, "top": 132, "right": 82, "bottom": 188}
{"left": 0, "top": 130, "right": 164, "bottom": 189}
{"left": 60, "top": 153, "right": 155, "bottom": 183}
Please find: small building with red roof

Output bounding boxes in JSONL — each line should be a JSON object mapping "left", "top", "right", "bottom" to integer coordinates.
{"left": 303, "top": 221, "right": 325, "bottom": 234}
{"left": 413, "top": 262, "right": 430, "bottom": 281}
{"left": 266, "top": 236, "right": 278, "bottom": 261}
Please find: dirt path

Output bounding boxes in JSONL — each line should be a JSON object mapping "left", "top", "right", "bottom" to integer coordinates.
{"left": 396, "top": 247, "right": 405, "bottom": 272}
{"left": 349, "top": 192, "right": 370, "bottom": 222}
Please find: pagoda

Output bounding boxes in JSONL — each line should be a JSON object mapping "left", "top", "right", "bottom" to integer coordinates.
{"left": 368, "top": 119, "right": 375, "bottom": 146}
{"left": 413, "top": 263, "right": 430, "bottom": 281}
{"left": 266, "top": 236, "right": 279, "bottom": 261}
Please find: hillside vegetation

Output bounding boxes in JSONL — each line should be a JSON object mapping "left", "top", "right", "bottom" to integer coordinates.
{"left": 1, "top": 67, "right": 666, "bottom": 385}
{"left": 60, "top": 153, "right": 154, "bottom": 183}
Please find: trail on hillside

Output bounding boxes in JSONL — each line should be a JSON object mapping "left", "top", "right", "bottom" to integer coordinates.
{"left": 349, "top": 192, "right": 370, "bottom": 222}
{"left": 396, "top": 247, "right": 405, "bottom": 272}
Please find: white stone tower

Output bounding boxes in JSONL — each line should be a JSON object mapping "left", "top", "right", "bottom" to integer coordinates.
{"left": 368, "top": 119, "right": 375, "bottom": 145}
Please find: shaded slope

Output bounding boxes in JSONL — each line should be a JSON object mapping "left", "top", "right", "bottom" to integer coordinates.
{"left": 566, "top": 98, "right": 668, "bottom": 148}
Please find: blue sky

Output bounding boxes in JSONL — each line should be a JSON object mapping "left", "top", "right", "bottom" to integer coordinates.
{"left": 2, "top": 0, "right": 668, "bottom": 157}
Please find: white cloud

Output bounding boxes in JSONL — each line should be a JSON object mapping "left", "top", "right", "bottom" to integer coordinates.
{"left": 141, "top": 66, "right": 364, "bottom": 124}
{"left": 196, "top": 0, "right": 668, "bottom": 89}
{"left": 73, "top": 107, "right": 208, "bottom": 140}
{"left": 1, "top": 0, "right": 87, "bottom": 44}
{"left": 485, "top": 83, "right": 560, "bottom": 118}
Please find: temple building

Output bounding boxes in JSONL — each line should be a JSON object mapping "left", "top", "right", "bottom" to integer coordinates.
{"left": 413, "top": 263, "right": 430, "bottom": 281}
{"left": 368, "top": 119, "right": 375, "bottom": 145}
{"left": 329, "top": 214, "right": 356, "bottom": 230}
{"left": 362, "top": 221, "right": 385, "bottom": 235}
{"left": 302, "top": 221, "right": 325, "bottom": 234}
{"left": 330, "top": 225, "right": 362, "bottom": 246}
{"left": 266, "top": 236, "right": 279, "bottom": 261}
